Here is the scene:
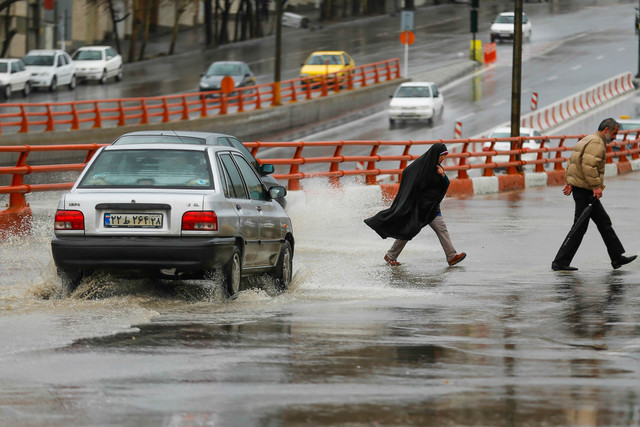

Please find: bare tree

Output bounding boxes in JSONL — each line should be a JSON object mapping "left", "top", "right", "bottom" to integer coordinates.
{"left": 128, "top": 0, "right": 141, "bottom": 62}
{"left": 168, "top": 0, "right": 194, "bottom": 54}
{"left": 138, "top": 0, "right": 155, "bottom": 60}
{"left": 0, "top": 0, "right": 21, "bottom": 57}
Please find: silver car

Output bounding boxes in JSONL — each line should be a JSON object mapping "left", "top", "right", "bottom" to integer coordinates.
{"left": 51, "top": 144, "right": 294, "bottom": 297}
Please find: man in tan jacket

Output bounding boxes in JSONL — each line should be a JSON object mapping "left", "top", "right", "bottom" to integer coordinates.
{"left": 552, "top": 118, "right": 636, "bottom": 271}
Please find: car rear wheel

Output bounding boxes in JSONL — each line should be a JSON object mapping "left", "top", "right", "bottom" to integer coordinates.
{"left": 270, "top": 240, "right": 293, "bottom": 291}
{"left": 58, "top": 268, "right": 83, "bottom": 297}
{"left": 223, "top": 246, "right": 243, "bottom": 298}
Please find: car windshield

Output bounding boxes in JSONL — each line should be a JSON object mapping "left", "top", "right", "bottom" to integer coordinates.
{"left": 307, "top": 54, "right": 341, "bottom": 65}
{"left": 619, "top": 122, "right": 640, "bottom": 131}
{"left": 495, "top": 15, "right": 514, "bottom": 24}
{"left": 114, "top": 135, "right": 207, "bottom": 145}
{"left": 23, "top": 55, "right": 54, "bottom": 66}
{"left": 395, "top": 86, "right": 431, "bottom": 98}
{"left": 207, "top": 63, "right": 242, "bottom": 76}
{"left": 79, "top": 149, "right": 213, "bottom": 189}
{"left": 0, "top": 63, "right": 7, "bottom": 73}
{"left": 73, "top": 50, "right": 102, "bottom": 60}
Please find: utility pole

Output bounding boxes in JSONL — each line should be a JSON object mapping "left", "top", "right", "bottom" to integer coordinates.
{"left": 273, "top": 0, "right": 283, "bottom": 105}
{"left": 637, "top": 0, "right": 640, "bottom": 79}
{"left": 510, "top": 0, "right": 523, "bottom": 172}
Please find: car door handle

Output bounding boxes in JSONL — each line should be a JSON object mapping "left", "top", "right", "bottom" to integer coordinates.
{"left": 236, "top": 204, "right": 242, "bottom": 210}
{"left": 256, "top": 206, "right": 262, "bottom": 212}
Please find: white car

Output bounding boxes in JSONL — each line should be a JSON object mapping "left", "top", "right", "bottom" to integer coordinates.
{"left": 490, "top": 12, "right": 532, "bottom": 43}
{"left": 483, "top": 127, "right": 543, "bottom": 165}
{"left": 23, "top": 49, "right": 76, "bottom": 91}
{"left": 50, "top": 143, "right": 294, "bottom": 298}
{"left": 388, "top": 82, "right": 444, "bottom": 126}
{"left": 0, "top": 58, "right": 32, "bottom": 99}
{"left": 72, "top": 46, "right": 123, "bottom": 84}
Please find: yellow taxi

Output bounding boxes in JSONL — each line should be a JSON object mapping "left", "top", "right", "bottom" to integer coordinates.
{"left": 299, "top": 51, "right": 355, "bottom": 84}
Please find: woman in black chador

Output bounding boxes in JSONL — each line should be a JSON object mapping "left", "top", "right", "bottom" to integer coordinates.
{"left": 364, "top": 143, "right": 466, "bottom": 266}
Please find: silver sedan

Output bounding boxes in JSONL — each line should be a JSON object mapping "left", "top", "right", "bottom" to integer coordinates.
{"left": 51, "top": 144, "right": 294, "bottom": 297}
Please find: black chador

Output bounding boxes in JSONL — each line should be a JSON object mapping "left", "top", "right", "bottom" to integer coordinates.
{"left": 364, "top": 143, "right": 449, "bottom": 241}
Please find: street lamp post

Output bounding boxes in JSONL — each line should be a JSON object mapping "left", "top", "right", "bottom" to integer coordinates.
{"left": 273, "top": 0, "right": 283, "bottom": 106}
{"left": 510, "top": 0, "right": 523, "bottom": 173}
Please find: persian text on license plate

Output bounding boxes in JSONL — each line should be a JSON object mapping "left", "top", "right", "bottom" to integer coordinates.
{"left": 104, "top": 213, "right": 163, "bottom": 228}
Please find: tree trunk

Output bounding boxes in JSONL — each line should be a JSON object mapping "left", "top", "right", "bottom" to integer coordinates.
{"left": 128, "top": 0, "right": 141, "bottom": 62}
{"left": 138, "top": 0, "right": 153, "bottom": 61}
{"left": 107, "top": 0, "right": 123, "bottom": 55}
{"left": 204, "top": 0, "right": 212, "bottom": 45}
{"left": 169, "top": 1, "right": 185, "bottom": 55}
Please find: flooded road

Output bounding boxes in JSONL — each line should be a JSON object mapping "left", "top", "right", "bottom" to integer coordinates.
{"left": 2, "top": 171, "right": 640, "bottom": 426}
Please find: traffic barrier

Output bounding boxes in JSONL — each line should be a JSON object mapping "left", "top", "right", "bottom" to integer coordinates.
{"left": 2, "top": 132, "right": 639, "bottom": 236}
{"left": 483, "top": 42, "right": 497, "bottom": 64}
{"left": 0, "top": 59, "right": 401, "bottom": 136}
{"left": 531, "top": 92, "right": 538, "bottom": 111}
{"left": 521, "top": 72, "right": 634, "bottom": 132}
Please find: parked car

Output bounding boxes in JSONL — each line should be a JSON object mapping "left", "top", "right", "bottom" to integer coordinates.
{"left": 299, "top": 51, "right": 355, "bottom": 84}
{"left": 51, "top": 143, "right": 294, "bottom": 297}
{"left": 71, "top": 46, "right": 123, "bottom": 84}
{"left": 199, "top": 61, "right": 256, "bottom": 95}
{"left": 22, "top": 49, "right": 76, "bottom": 91}
{"left": 612, "top": 117, "right": 640, "bottom": 150}
{"left": 388, "top": 82, "right": 444, "bottom": 126}
{"left": 110, "top": 130, "right": 286, "bottom": 207}
{"left": 483, "top": 127, "right": 543, "bottom": 165}
{"left": 0, "top": 58, "right": 32, "bottom": 99}
{"left": 490, "top": 12, "right": 532, "bottom": 43}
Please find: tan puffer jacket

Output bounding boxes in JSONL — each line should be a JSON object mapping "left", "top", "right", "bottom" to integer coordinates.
{"left": 565, "top": 132, "right": 606, "bottom": 190}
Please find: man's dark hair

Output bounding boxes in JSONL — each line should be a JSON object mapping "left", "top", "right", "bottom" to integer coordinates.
{"left": 598, "top": 118, "right": 619, "bottom": 131}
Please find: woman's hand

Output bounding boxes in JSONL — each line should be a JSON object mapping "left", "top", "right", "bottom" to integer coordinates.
{"left": 437, "top": 165, "right": 445, "bottom": 177}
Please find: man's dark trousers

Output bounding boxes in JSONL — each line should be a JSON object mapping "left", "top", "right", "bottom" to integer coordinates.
{"left": 553, "top": 186, "right": 625, "bottom": 265}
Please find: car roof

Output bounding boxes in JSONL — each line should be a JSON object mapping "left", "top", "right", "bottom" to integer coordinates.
{"left": 102, "top": 142, "right": 241, "bottom": 154}
{"left": 25, "top": 49, "right": 65, "bottom": 55}
{"left": 115, "top": 130, "right": 237, "bottom": 140}
{"left": 208, "top": 60, "right": 247, "bottom": 65}
{"left": 398, "top": 81, "right": 436, "bottom": 87}
{"left": 309, "top": 51, "right": 348, "bottom": 55}
{"left": 491, "top": 127, "right": 538, "bottom": 135}
{"left": 76, "top": 46, "right": 111, "bottom": 50}
{"left": 0, "top": 58, "right": 19, "bottom": 62}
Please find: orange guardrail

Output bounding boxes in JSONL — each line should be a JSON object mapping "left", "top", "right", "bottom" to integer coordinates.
{"left": 0, "top": 59, "right": 401, "bottom": 135}
{"left": 1, "top": 131, "right": 639, "bottom": 236}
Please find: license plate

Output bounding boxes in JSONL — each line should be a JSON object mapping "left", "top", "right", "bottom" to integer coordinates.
{"left": 104, "top": 213, "right": 163, "bottom": 228}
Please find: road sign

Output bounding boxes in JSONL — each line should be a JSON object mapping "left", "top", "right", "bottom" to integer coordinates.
{"left": 221, "top": 76, "right": 235, "bottom": 94}
{"left": 401, "top": 11, "right": 414, "bottom": 31}
{"left": 400, "top": 30, "right": 415, "bottom": 45}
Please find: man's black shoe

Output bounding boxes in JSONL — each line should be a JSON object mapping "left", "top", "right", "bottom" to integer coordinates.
{"left": 611, "top": 255, "right": 637, "bottom": 269}
{"left": 552, "top": 263, "right": 578, "bottom": 271}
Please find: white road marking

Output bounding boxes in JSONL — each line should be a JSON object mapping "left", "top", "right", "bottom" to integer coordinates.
{"left": 493, "top": 100, "right": 506, "bottom": 107}
{"left": 548, "top": 75, "right": 558, "bottom": 81}
{"left": 571, "top": 64, "right": 582, "bottom": 71}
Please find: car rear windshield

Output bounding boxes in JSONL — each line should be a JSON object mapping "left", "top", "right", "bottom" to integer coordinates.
{"left": 113, "top": 135, "right": 207, "bottom": 145}
{"left": 79, "top": 149, "right": 213, "bottom": 189}
{"left": 395, "top": 86, "right": 431, "bottom": 98}
{"left": 307, "top": 55, "right": 341, "bottom": 65}
{"left": 620, "top": 123, "right": 640, "bottom": 131}
{"left": 207, "top": 63, "right": 242, "bottom": 75}
{"left": 73, "top": 50, "right": 102, "bottom": 60}
{"left": 23, "top": 55, "right": 54, "bottom": 66}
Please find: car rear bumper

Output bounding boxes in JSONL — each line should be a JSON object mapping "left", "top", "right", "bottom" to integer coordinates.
{"left": 491, "top": 32, "right": 514, "bottom": 40}
{"left": 389, "top": 110, "right": 434, "bottom": 120}
{"left": 51, "top": 236, "right": 237, "bottom": 272}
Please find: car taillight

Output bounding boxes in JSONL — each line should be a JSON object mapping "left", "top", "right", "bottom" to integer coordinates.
{"left": 182, "top": 211, "right": 217, "bottom": 231}
{"left": 54, "top": 210, "right": 84, "bottom": 230}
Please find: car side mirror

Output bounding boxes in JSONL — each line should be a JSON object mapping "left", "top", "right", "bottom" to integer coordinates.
{"left": 260, "top": 163, "right": 275, "bottom": 175}
{"left": 269, "top": 185, "right": 287, "bottom": 200}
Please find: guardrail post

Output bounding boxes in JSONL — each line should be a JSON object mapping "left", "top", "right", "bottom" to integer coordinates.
{"left": 632, "top": 132, "right": 640, "bottom": 160}
{"left": 92, "top": 101, "right": 102, "bottom": 128}
{"left": 360, "top": 67, "right": 367, "bottom": 87}
{"left": 118, "top": 100, "right": 126, "bottom": 126}
{"left": 534, "top": 137, "right": 547, "bottom": 173}
{"left": 289, "top": 82, "right": 297, "bottom": 103}
{"left": 220, "top": 93, "right": 228, "bottom": 115}
{"left": 385, "top": 61, "right": 391, "bottom": 80}
{"left": 70, "top": 104, "right": 80, "bottom": 130}
{"left": 46, "top": 105, "right": 55, "bottom": 131}
{"left": 554, "top": 138, "right": 566, "bottom": 171}
{"left": 373, "top": 65, "right": 380, "bottom": 84}
{"left": 483, "top": 141, "right": 495, "bottom": 177}
{"left": 288, "top": 144, "right": 304, "bottom": 191}
{"left": 365, "top": 144, "right": 379, "bottom": 185}
{"left": 237, "top": 90, "right": 245, "bottom": 112}
{"left": 333, "top": 73, "right": 340, "bottom": 93}
{"left": 162, "top": 98, "right": 170, "bottom": 122}
{"left": 305, "top": 80, "right": 312, "bottom": 100}
{"left": 200, "top": 95, "right": 208, "bottom": 118}
{"left": 19, "top": 105, "right": 29, "bottom": 133}
{"left": 321, "top": 77, "right": 328, "bottom": 97}
{"left": 0, "top": 150, "right": 33, "bottom": 237}
{"left": 457, "top": 141, "right": 470, "bottom": 179}
{"left": 394, "top": 59, "right": 401, "bottom": 79}
{"left": 182, "top": 96, "right": 190, "bottom": 120}
{"left": 347, "top": 70, "right": 353, "bottom": 90}
{"left": 328, "top": 144, "right": 343, "bottom": 188}
{"left": 141, "top": 99, "right": 149, "bottom": 124}
{"left": 255, "top": 89, "right": 262, "bottom": 109}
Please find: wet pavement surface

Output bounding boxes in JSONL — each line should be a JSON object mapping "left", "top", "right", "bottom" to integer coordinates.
{"left": 1, "top": 170, "right": 640, "bottom": 426}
